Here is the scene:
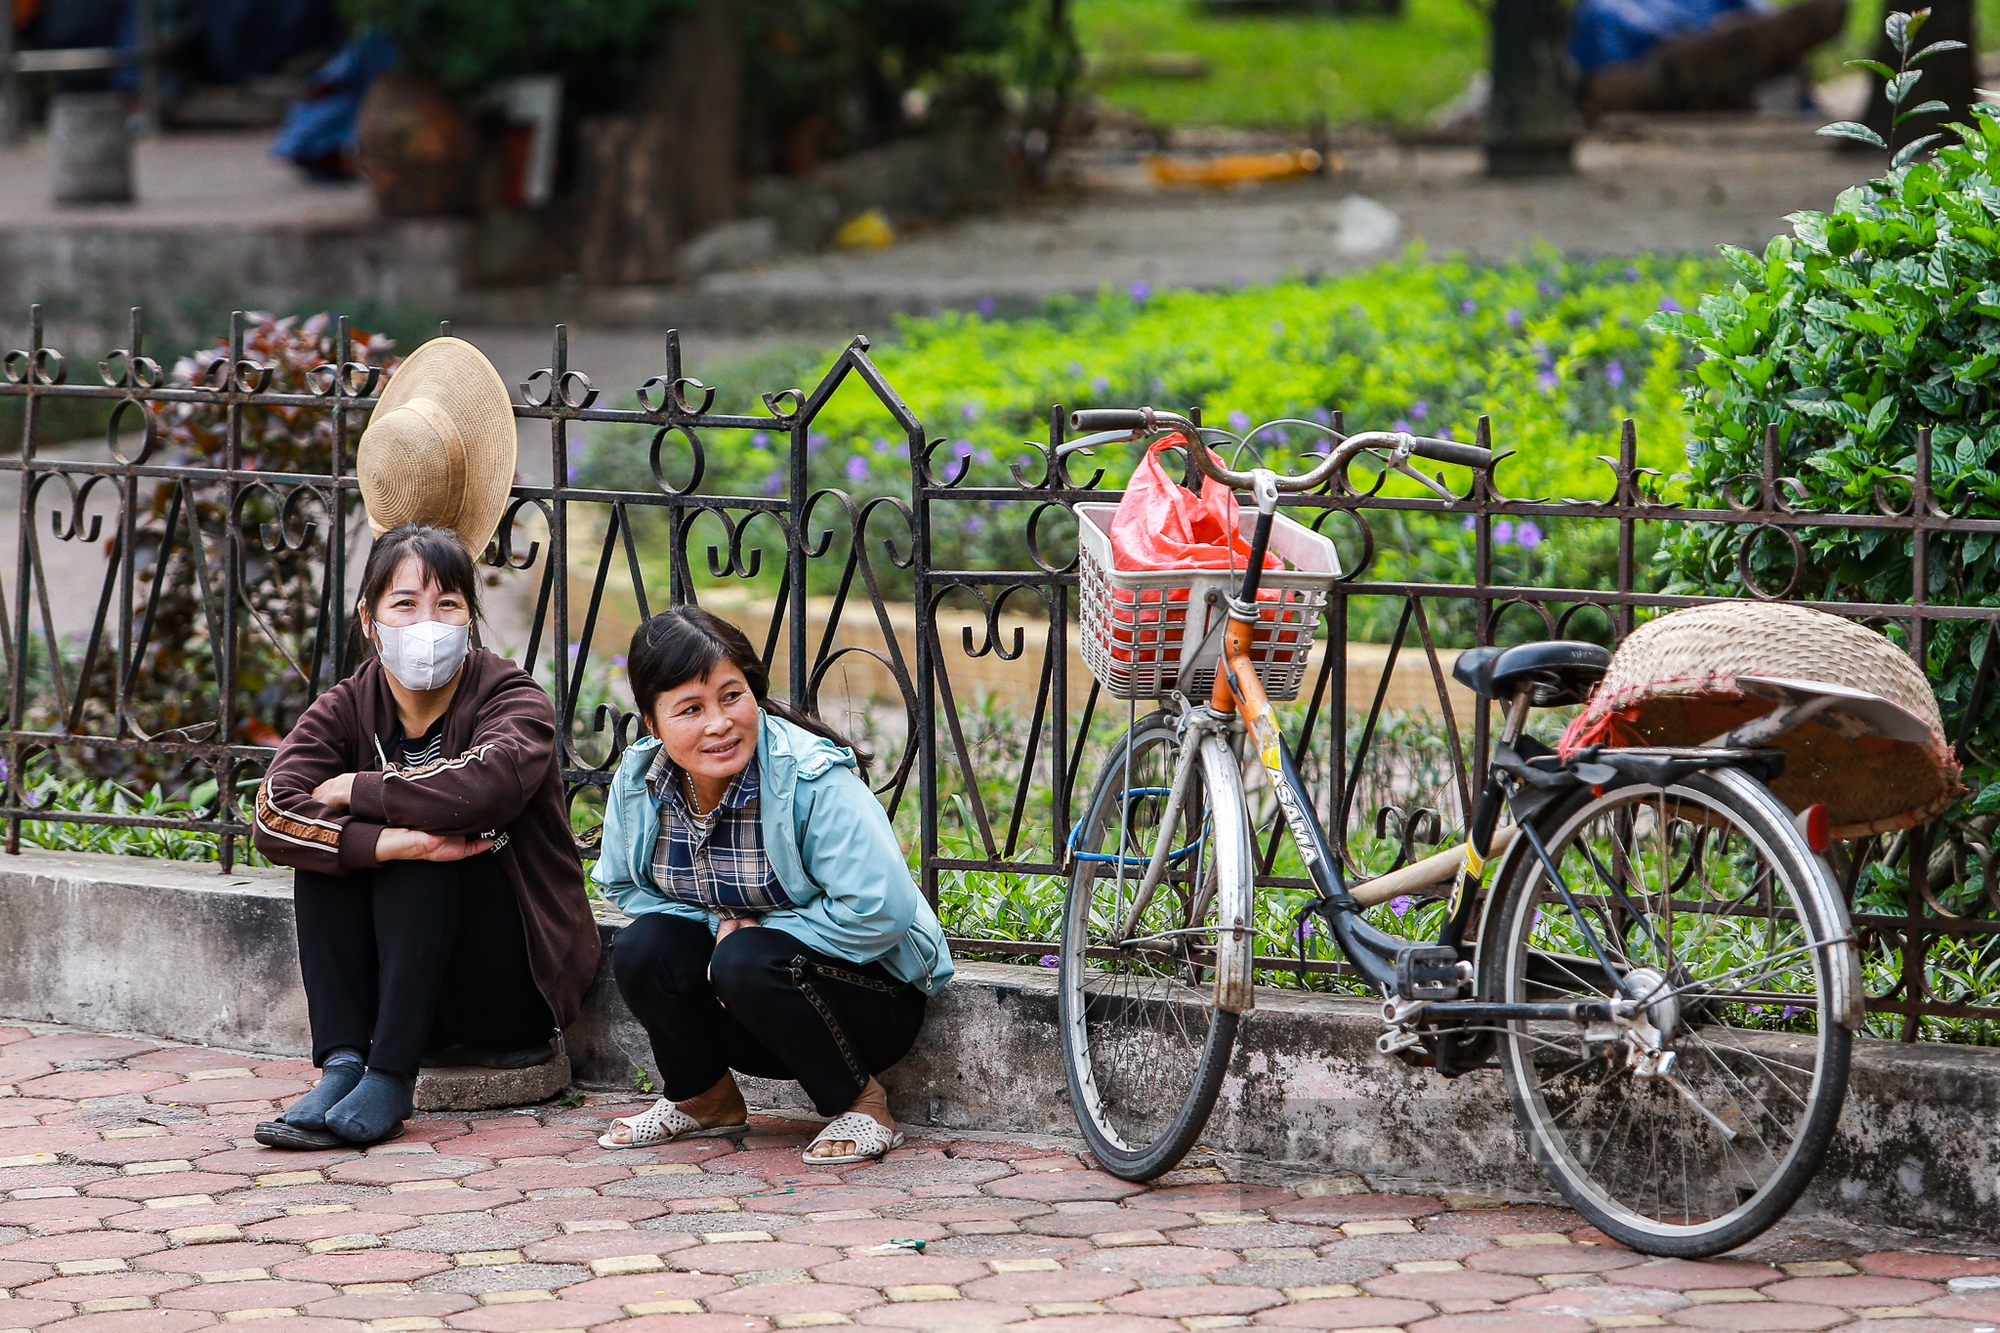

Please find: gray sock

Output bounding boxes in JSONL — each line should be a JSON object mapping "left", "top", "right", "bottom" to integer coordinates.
{"left": 324, "top": 1069, "right": 415, "bottom": 1144}
{"left": 283, "top": 1051, "right": 364, "bottom": 1130}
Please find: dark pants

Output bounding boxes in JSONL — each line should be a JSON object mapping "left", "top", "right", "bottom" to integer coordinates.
{"left": 293, "top": 855, "right": 553, "bottom": 1078}
{"left": 611, "top": 913, "right": 927, "bottom": 1116}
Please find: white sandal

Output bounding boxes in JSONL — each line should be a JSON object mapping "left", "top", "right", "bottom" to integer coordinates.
{"left": 803, "top": 1111, "right": 905, "bottom": 1165}
{"left": 597, "top": 1097, "right": 746, "bottom": 1150}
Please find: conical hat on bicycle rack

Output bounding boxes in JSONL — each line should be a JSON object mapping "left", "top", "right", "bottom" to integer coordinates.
{"left": 1558, "top": 602, "right": 1961, "bottom": 839}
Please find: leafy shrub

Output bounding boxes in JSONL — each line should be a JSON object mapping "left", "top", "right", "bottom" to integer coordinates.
{"left": 1647, "top": 108, "right": 2000, "bottom": 797}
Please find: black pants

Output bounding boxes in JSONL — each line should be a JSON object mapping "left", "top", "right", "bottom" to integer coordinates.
{"left": 293, "top": 855, "right": 553, "bottom": 1078}
{"left": 611, "top": 913, "right": 927, "bottom": 1116}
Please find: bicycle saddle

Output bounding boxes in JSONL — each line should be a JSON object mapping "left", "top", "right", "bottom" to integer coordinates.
{"left": 1453, "top": 640, "right": 1611, "bottom": 705}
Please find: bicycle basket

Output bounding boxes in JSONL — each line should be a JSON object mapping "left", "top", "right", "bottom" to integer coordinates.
{"left": 1075, "top": 502, "right": 1339, "bottom": 702}
{"left": 1559, "top": 601, "right": 1962, "bottom": 838}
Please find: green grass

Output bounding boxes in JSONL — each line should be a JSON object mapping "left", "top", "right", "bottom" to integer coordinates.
{"left": 1074, "top": 0, "right": 1485, "bottom": 130}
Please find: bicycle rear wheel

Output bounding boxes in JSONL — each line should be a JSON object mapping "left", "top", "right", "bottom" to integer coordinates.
{"left": 1480, "top": 766, "right": 1856, "bottom": 1257}
{"left": 1061, "top": 710, "right": 1252, "bottom": 1180}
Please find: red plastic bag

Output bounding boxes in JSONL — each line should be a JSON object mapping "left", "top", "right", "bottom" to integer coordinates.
{"left": 1110, "top": 435, "right": 1282, "bottom": 573}
{"left": 1103, "top": 436, "right": 1289, "bottom": 666}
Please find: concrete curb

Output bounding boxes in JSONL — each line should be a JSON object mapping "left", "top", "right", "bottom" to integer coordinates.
{"left": 1, "top": 847, "right": 1995, "bottom": 1240}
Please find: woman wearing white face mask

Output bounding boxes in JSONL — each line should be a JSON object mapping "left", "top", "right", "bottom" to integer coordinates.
{"left": 250, "top": 524, "right": 598, "bottom": 1148}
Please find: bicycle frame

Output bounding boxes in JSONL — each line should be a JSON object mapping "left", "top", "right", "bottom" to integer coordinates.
{"left": 1206, "top": 480, "right": 1647, "bottom": 1033}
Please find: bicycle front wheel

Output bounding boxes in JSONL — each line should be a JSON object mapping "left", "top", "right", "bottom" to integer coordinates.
{"left": 1060, "top": 710, "right": 1253, "bottom": 1180}
{"left": 1481, "top": 766, "right": 1856, "bottom": 1257}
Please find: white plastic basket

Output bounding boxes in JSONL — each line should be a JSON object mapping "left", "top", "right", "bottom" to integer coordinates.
{"left": 1075, "top": 502, "right": 1341, "bottom": 702}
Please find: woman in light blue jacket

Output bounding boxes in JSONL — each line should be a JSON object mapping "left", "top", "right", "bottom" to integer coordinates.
{"left": 593, "top": 607, "right": 952, "bottom": 1164}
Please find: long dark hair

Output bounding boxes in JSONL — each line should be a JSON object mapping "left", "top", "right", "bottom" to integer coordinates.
{"left": 352, "top": 524, "right": 482, "bottom": 662}
{"left": 626, "top": 606, "right": 872, "bottom": 780}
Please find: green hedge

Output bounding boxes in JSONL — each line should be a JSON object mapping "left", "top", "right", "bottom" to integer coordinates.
{"left": 580, "top": 250, "right": 1721, "bottom": 638}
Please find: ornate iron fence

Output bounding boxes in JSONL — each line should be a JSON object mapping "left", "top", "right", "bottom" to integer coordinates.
{"left": 2, "top": 305, "right": 1995, "bottom": 1040}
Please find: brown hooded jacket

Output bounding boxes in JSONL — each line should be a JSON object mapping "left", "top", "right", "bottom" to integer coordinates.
{"left": 252, "top": 648, "right": 601, "bottom": 1030}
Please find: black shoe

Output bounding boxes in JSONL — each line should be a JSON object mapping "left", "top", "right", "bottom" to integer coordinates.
{"left": 254, "top": 1120, "right": 348, "bottom": 1151}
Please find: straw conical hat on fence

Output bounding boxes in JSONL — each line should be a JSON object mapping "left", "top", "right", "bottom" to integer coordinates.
{"left": 356, "top": 336, "right": 516, "bottom": 559}
{"left": 1561, "top": 602, "right": 1961, "bottom": 838}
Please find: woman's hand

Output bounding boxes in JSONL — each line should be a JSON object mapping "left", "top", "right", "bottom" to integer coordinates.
{"left": 715, "top": 917, "right": 754, "bottom": 945}
{"left": 376, "top": 828, "right": 494, "bottom": 863}
{"left": 312, "top": 772, "right": 357, "bottom": 809}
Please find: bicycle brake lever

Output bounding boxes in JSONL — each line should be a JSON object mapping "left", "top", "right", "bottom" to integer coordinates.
{"left": 1390, "top": 459, "right": 1457, "bottom": 501}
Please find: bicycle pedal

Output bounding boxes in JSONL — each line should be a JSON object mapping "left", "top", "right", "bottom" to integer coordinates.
{"left": 1394, "top": 945, "right": 1463, "bottom": 1001}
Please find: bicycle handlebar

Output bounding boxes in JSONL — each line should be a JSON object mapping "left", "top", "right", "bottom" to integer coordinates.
{"left": 1067, "top": 406, "right": 1491, "bottom": 492}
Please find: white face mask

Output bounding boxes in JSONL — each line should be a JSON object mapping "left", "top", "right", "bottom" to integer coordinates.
{"left": 375, "top": 619, "right": 470, "bottom": 692}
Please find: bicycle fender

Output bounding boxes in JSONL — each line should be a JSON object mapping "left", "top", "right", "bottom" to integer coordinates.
{"left": 1201, "top": 731, "right": 1257, "bottom": 1016}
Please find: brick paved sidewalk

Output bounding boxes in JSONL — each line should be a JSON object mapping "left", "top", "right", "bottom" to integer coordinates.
{"left": 4, "top": 1022, "right": 1999, "bottom": 1333}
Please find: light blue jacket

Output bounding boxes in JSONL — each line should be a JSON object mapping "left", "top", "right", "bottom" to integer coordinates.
{"left": 593, "top": 710, "right": 954, "bottom": 997}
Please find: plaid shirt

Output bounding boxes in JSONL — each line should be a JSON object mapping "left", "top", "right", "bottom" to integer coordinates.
{"left": 647, "top": 747, "right": 789, "bottom": 916}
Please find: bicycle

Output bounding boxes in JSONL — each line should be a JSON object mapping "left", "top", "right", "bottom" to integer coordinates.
{"left": 1055, "top": 406, "right": 1864, "bottom": 1258}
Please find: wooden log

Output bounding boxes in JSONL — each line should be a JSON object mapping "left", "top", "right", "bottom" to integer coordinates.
{"left": 1582, "top": 0, "right": 1849, "bottom": 116}
{"left": 576, "top": 0, "right": 741, "bottom": 285}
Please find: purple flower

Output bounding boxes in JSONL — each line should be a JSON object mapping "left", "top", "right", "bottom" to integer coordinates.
{"left": 1537, "top": 369, "right": 1559, "bottom": 394}
{"left": 961, "top": 401, "right": 981, "bottom": 422}
{"left": 1437, "top": 426, "right": 1454, "bottom": 441}
{"left": 1091, "top": 375, "right": 1110, "bottom": 395}
{"left": 566, "top": 461, "right": 580, "bottom": 483}
{"left": 1390, "top": 895, "right": 1413, "bottom": 917}
{"left": 567, "top": 642, "right": 582, "bottom": 659}
{"left": 1039, "top": 955, "right": 1060, "bottom": 968}
{"left": 1392, "top": 419, "right": 1413, "bottom": 435}
{"left": 975, "top": 448, "right": 994, "bottom": 465}
{"left": 1532, "top": 908, "right": 1543, "bottom": 928}
{"left": 1409, "top": 400, "right": 1428, "bottom": 421}
{"left": 1227, "top": 409, "right": 1251, "bottom": 432}
{"left": 808, "top": 432, "right": 827, "bottom": 454}
{"left": 762, "top": 469, "right": 784, "bottom": 495}
{"left": 613, "top": 654, "right": 628, "bottom": 668}
{"left": 1460, "top": 298, "right": 1477, "bottom": 315}
{"left": 1538, "top": 280, "right": 1559, "bottom": 300}
{"left": 1129, "top": 280, "right": 1152, "bottom": 302}
{"left": 846, "top": 454, "right": 870, "bottom": 482}
{"left": 1494, "top": 519, "right": 1515, "bottom": 546}
{"left": 1271, "top": 319, "right": 1286, "bottom": 336}
{"left": 1515, "top": 520, "right": 1543, "bottom": 550}
{"left": 1310, "top": 407, "right": 1331, "bottom": 425}
{"left": 1462, "top": 515, "right": 1476, "bottom": 531}
{"left": 1506, "top": 308, "right": 1523, "bottom": 328}
{"left": 1301, "top": 915, "right": 1318, "bottom": 937}
{"left": 894, "top": 442, "right": 910, "bottom": 459}
{"left": 1605, "top": 359, "right": 1626, "bottom": 390}
{"left": 1151, "top": 378, "right": 1167, "bottom": 394}
{"left": 1069, "top": 361, "right": 1085, "bottom": 376}
{"left": 750, "top": 430, "right": 771, "bottom": 449}
{"left": 1780, "top": 1005, "right": 1805, "bottom": 1020}
{"left": 1624, "top": 265, "right": 1641, "bottom": 281}
{"left": 953, "top": 439, "right": 975, "bottom": 459}
{"left": 977, "top": 296, "right": 996, "bottom": 316}
{"left": 1658, "top": 296, "right": 1683, "bottom": 313}
{"left": 966, "top": 514, "right": 985, "bottom": 535}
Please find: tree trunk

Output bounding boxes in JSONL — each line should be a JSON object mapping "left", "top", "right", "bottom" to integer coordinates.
{"left": 1861, "top": 0, "right": 1975, "bottom": 156}
{"left": 576, "top": 0, "right": 741, "bottom": 285}
{"left": 1483, "top": 0, "right": 1583, "bottom": 177}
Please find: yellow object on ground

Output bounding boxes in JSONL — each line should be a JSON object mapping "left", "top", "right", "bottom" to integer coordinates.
{"left": 834, "top": 209, "right": 897, "bottom": 248}
{"left": 1146, "top": 148, "right": 1332, "bottom": 187}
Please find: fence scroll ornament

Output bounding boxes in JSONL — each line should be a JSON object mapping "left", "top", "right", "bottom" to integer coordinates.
{"left": 2, "top": 305, "right": 1996, "bottom": 1041}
